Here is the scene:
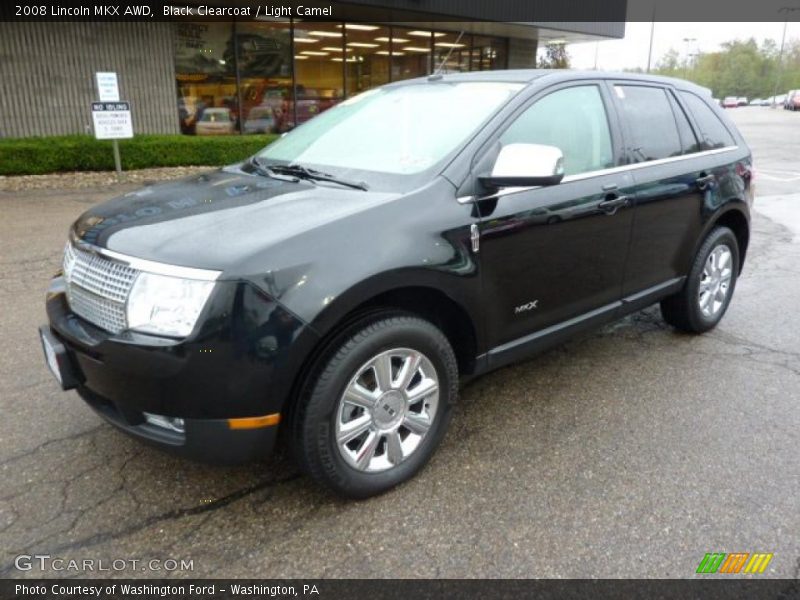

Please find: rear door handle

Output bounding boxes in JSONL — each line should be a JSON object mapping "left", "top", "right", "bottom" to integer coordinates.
{"left": 598, "top": 195, "right": 629, "bottom": 215}
{"left": 696, "top": 173, "right": 716, "bottom": 189}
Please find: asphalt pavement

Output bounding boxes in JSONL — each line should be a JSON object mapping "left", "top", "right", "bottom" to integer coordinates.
{"left": 0, "top": 107, "right": 798, "bottom": 578}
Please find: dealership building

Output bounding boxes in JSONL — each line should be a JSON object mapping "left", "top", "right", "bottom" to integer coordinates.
{"left": 0, "top": 2, "right": 624, "bottom": 138}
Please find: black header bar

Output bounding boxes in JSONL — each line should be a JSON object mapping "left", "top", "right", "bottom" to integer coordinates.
{"left": 2, "top": 0, "right": 800, "bottom": 22}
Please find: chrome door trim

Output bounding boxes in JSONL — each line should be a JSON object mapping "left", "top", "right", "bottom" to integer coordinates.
{"left": 458, "top": 145, "right": 740, "bottom": 204}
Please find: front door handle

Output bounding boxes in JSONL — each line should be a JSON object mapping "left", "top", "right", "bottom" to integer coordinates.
{"left": 696, "top": 173, "right": 716, "bottom": 189}
{"left": 598, "top": 194, "right": 629, "bottom": 215}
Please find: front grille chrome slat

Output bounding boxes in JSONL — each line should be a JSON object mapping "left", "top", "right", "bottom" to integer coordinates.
{"left": 63, "top": 243, "right": 139, "bottom": 334}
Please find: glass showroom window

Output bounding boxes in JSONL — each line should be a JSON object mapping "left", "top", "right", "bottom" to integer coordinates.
{"left": 433, "top": 31, "right": 471, "bottom": 73}
{"left": 471, "top": 35, "right": 508, "bottom": 71}
{"left": 343, "top": 23, "right": 390, "bottom": 97}
{"left": 291, "top": 21, "right": 345, "bottom": 131}
{"left": 392, "top": 28, "right": 435, "bottom": 81}
{"left": 175, "top": 22, "right": 237, "bottom": 135}
{"left": 236, "top": 19, "right": 293, "bottom": 135}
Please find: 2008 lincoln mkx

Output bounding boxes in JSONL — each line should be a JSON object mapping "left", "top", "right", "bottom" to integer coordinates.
{"left": 40, "top": 70, "right": 753, "bottom": 498}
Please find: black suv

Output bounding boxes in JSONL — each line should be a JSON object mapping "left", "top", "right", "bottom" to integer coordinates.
{"left": 41, "top": 71, "right": 753, "bottom": 498}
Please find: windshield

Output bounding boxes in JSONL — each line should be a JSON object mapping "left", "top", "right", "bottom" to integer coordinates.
{"left": 248, "top": 108, "right": 272, "bottom": 119}
{"left": 202, "top": 110, "right": 230, "bottom": 122}
{"left": 257, "top": 82, "right": 523, "bottom": 177}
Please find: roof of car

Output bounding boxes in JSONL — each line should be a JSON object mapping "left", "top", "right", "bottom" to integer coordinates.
{"left": 393, "top": 69, "right": 711, "bottom": 95}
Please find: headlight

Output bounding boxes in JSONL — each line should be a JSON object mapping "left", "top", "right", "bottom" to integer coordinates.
{"left": 126, "top": 272, "right": 216, "bottom": 337}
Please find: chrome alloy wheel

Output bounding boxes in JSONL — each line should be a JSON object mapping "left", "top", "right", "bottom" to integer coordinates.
{"left": 335, "top": 348, "right": 439, "bottom": 473}
{"left": 698, "top": 244, "right": 733, "bottom": 318}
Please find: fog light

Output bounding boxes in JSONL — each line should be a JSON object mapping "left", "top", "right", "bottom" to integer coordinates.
{"left": 143, "top": 412, "right": 185, "bottom": 433}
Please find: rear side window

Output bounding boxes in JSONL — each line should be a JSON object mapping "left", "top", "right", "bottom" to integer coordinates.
{"left": 670, "top": 97, "right": 702, "bottom": 155}
{"left": 679, "top": 91, "right": 736, "bottom": 150}
{"left": 613, "top": 85, "right": 682, "bottom": 162}
{"left": 500, "top": 85, "right": 614, "bottom": 176}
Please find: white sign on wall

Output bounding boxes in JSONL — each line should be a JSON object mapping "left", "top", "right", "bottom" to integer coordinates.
{"left": 95, "top": 72, "right": 120, "bottom": 102}
{"left": 91, "top": 102, "right": 133, "bottom": 139}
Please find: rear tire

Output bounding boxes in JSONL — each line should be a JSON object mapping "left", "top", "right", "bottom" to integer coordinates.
{"left": 292, "top": 312, "right": 458, "bottom": 498}
{"left": 660, "top": 226, "right": 739, "bottom": 333}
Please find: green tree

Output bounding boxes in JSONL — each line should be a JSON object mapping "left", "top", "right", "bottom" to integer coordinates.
{"left": 651, "top": 36, "right": 800, "bottom": 99}
{"left": 538, "top": 43, "right": 570, "bottom": 69}
{"left": 656, "top": 48, "right": 680, "bottom": 74}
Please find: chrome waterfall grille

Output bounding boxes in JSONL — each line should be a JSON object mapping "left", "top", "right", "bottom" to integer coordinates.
{"left": 62, "top": 243, "right": 139, "bottom": 333}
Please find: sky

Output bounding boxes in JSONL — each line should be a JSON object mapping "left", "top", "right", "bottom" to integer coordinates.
{"left": 567, "top": 22, "right": 797, "bottom": 71}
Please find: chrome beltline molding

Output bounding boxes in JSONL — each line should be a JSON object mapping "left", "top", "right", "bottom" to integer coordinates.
{"left": 68, "top": 231, "right": 222, "bottom": 282}
{"left": 458, "top": 145, "right": 741, "bottom": 204}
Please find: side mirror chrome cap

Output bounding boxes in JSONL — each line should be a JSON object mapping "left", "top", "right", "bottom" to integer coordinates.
{"left": 480, "top": 143, "right": 565, "bottom": 189}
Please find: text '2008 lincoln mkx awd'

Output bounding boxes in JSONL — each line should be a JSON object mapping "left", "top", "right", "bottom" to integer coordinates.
{"left": 40, "top": 70, "right": 753, "bottom": 498}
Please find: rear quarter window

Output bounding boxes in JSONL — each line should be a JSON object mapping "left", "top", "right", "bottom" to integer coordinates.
{"left": 679, "top": 91, "right": 736, "bottom": 150}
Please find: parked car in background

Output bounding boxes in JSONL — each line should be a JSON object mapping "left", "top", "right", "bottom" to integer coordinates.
{"left": 40, "top": 71, "right": 754, "bottom": 498}
{"left": 277, "top": 88, "right": 342, "bottom": 132}
{"left": 722, "top": 96, "right": 739, "bottom": 108}
{"left": 243, "top": 105, "right": 276, "bottom": 134}
{"left": 736, "top": 97, "right": 748, "bottom": 106}
{"left": 786, "top": 91, "right": 800, "bottom": 111}
{"left": 749, "top": 98, "right": 763, "bottom": 106}
{"left": 774, "top": 94, "right": 786, "bottom": 107}
{"left": 195, "top": 107, "right": 235, "bottom": 135}
{"left": 784, "top": 91, "right": 797, "bottom": 110}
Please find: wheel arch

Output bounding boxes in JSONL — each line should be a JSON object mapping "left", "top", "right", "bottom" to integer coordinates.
{"left": 691, "top": 203, "right": 750, "bottom": 275}
{"left": 280, "top": 282, "right": 480, "bottom": 425}
{"left": 709, "top": 205, "right": 750, "bottom": 273}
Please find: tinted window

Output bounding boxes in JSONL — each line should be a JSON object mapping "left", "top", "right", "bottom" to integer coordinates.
{"left": 500, "top": 85, "right": 614, "bottom": 176}
{"left": 614, "top": 85, "right": 682, "bottom": 162}
{"left": 679, "top": 92, "right": 736, "bottom": 150}
{"left": 670, "top": 96, "right": 701, "bottom": 154}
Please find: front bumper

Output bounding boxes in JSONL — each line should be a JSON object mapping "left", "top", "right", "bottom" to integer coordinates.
{"left": 78, "top": 384, "right": 278, "bottom": 464}
{"left": 43, "top": 276, "right": 319, "bottom": 464}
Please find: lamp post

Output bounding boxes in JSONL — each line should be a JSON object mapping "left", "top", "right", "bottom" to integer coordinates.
{"left": 682, "top": 37, "right": 697, "bottom": 79}
{"left": 772, "top": 22, "right": 788, "bottom": 108}
{"left": 646, "top": 4, "right": 656, "bottom": 73}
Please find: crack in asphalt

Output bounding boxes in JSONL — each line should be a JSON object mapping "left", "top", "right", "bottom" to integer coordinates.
{"left": 0, "top": 471, "right": 302, "bottom": 577}
{"left": 0, "top": 425, "right": 104, "bottom": 467}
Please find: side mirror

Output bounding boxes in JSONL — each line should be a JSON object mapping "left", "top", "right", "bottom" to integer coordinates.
{"left": 479, "top": 143, "right": 565, "bottom": 189}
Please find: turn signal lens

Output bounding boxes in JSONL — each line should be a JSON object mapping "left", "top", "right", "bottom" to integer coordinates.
{"left": 227, "top": 414, "right": 281, "bottom": 430}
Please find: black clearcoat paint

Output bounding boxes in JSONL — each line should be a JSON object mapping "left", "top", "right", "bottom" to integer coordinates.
{"left": 45, "top": 70, "right": 753, "bottom": 461}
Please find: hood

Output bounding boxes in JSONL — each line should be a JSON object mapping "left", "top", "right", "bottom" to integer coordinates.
{"left": 71, "top": 167, "right": 399, "bottom": 275}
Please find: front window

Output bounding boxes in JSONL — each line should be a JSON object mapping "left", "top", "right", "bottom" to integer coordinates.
{"left": 258, "top": 81, "right": 523, "bottom": 177}
{"left": 500, "top": 85, "right": 614, "bottom": 176}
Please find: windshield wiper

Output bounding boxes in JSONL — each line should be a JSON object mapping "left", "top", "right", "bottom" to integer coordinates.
{"left": 270, "top": 164, "right": 370, "bottom": 191}
{"left": 248, "top": 156, "right": 299, "bottom": 182}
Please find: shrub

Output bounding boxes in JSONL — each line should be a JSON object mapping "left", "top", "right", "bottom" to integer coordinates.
{"left": 0, "top": 134, "right": 279, "bottom": 176}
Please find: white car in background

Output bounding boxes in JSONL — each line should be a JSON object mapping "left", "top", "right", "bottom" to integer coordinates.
{"left": 195, "top": 107, "right": 235, "bottom": 135}
{"left": 243, "top": 106, "right": 276, "bottom": 134}
{"left": 722, "top": 96, "right": 739, "bottom": 108}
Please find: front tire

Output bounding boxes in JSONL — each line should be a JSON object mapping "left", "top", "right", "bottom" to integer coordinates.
{"left": 660, "top": 226, "right": 740, "bottom": 333}
{"left": 293, "top": 313, "right": 458, "bottom": 498}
